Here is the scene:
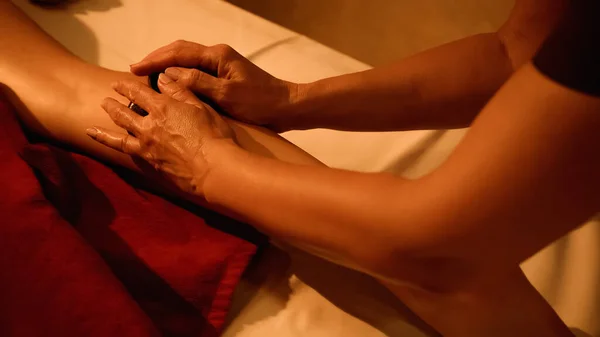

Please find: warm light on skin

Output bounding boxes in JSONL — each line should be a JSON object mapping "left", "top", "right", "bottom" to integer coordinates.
{"left": 1, "top": 1, "right": 597, "bottom": 337}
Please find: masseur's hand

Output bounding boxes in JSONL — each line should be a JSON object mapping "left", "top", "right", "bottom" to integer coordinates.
{"left": 86, "top": 73, "right": 237, "bottom": 195}
{"left": 131, "top": 40, "right": 299, "bottom": 132}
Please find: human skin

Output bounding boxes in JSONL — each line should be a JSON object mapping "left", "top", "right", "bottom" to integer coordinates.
{"left": 1, "top": 0, "right": 590, "bottom": 336}
{"left": 96, "top": 1, "right": 600, "bottom": 336}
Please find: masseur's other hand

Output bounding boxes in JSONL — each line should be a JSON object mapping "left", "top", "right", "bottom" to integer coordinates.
{"left": 131, "top": 40, "right": 299, "bottom": 132}
{"left": 87, "top": 73, "right": 236, "bottom": 195}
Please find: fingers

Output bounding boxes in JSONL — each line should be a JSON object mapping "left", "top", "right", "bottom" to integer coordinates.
{"left": 156, "top": 73, "right": 204, "bottom": 106}
{"left": 111, "top": 80, "right": 167, "bottom": 115}
{"left": 164, "top": 67, "right": 223, "bottom": 101}
{"left": 86, "top": 127, "right": 142, "bottom": 155}
{"left": 101, "top": 97, "right": 143, "bottom": 134}
{"left": 130, "top": 41, "right": 240, "bottom": 78}
{"left": 131, "top": 40, "right": 217, "bottom": 75}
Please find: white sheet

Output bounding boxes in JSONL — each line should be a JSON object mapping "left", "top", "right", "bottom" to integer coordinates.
{"left": 13, "top": 1, "right": 599, "bottom": 336}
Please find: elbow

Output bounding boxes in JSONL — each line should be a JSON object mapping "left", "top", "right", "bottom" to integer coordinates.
{"left": 351, "top": 218, "right": 482, "bottom": 294}
{"left": 342, "top": 179, "right": 492, "bottom": 294}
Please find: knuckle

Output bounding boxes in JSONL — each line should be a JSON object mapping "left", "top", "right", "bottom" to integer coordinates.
{"left": 115, "top": 104, "right": 128, "bottom": 115}
{"left": 172, "top": 86, "right": 187, "bottom": 95}
{"left": 127, "top": 84, "right": 142, "bottom": 100}
{"left": 185, "top": 68, "right": 202, "bottom": 84}
{"left": 108, "top": 105, "right": 122, "bottom": 119}
{"left": 111, "top": 81, "right": 124, "bottom": 92}
{"left": 94, "top": 131, "right": 107, "bottom": 143}
{"left": 173, "top": 49, "right": 189, "bottom": 64}
{"left": 149, "top": 133, "right": 160, "bottom": 146}
{"left": 173, "top": 39, "right": 189, "bottom": 48}
{"left": 213, "top": 44, "right": 235, "bottom": 58}
{"left": 156, "top": 99, "right": 169, "bottom": 115}
{"left": 141, "top": 152, "right": 154, "bottom": 162}
{"left": 166, "top": 48, "right": 179, "bottom": 62}
{"left": 120, "top": 135, "right": 130, "bottom": 151}
{"left": 116, "top": 106, "right": 132, "bottom": 121}
{"left": 141, "top": 135, "right": 153, "bottom": 147}
{"left": 172, "top": 88, "right": 189, "bottom": 102}
{"left": 216, "top": 82, "right": 233, "bottom": 103}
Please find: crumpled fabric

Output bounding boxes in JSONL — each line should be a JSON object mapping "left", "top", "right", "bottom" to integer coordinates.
{"left": 0, "top": 94, "right": 258, "bottom": 337}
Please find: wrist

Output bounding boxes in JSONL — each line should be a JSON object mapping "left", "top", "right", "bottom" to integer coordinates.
{"left": 281, "top": 76, "right": 354, "bottom": 131}
{"left": 198, "top": 138, "right": 248, "bottom": 202}
{"left": 275, "top": 81, "right": 318, "bottom": 131}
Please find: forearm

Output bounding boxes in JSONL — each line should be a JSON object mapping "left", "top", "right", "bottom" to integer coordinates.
{"left": 202, "top": 62, "right": 592, "bottom": 337}
{"left": 202, "top": 141, "right": 439, "bottom": 285}
{"left": 203, "top": 146, "right": 576, "bottom": 337}
{"left": 285, "top": 0, "right": 568, "bottom": 132}
{"left": 201, "top": 150, "right": 575, "bottom": 337}
{"left": 286, "top": 32, "right": 513, "bottom": 131}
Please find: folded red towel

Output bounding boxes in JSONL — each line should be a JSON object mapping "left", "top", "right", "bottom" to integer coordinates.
{"left": 0, "top": 95, "right": 258, "bottom": 337}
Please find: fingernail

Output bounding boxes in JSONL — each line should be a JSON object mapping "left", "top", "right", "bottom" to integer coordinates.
{"left": 165, "top": 67, "right": 181, "bottom": 80}
{"left": 86, "top": 127, "right": 99, "bottom": 138}
{"left": 158, "top": 73, "right": 172, "bottom": 84}
{"left": 100, "top": 97, "right": 111, "bottom": 110}
{"left": 130, "top": 60, "right": 146, "bottom": 68}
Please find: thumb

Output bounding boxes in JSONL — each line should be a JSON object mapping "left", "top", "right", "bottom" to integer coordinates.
{"left": 164, "top": 67, "right": 224, "bottom": 103}
{"left": 157, "top": 73, "right": 203, "bottom": 106}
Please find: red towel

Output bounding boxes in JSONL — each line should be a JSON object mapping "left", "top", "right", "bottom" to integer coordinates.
{"left": 0, "top": 94, "right": 259, "bottom": 337}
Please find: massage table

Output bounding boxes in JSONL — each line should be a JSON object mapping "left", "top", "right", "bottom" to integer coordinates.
{"left": 13, "top": 0, "right": 600, "bottom": 336}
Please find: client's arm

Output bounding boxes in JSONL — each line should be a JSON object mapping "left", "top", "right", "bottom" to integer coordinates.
{"left": 132, "top": 0, "right": 567, "bottom": 132}
{"left": 0, "top": 1, "right": 321, "bottom": 172}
